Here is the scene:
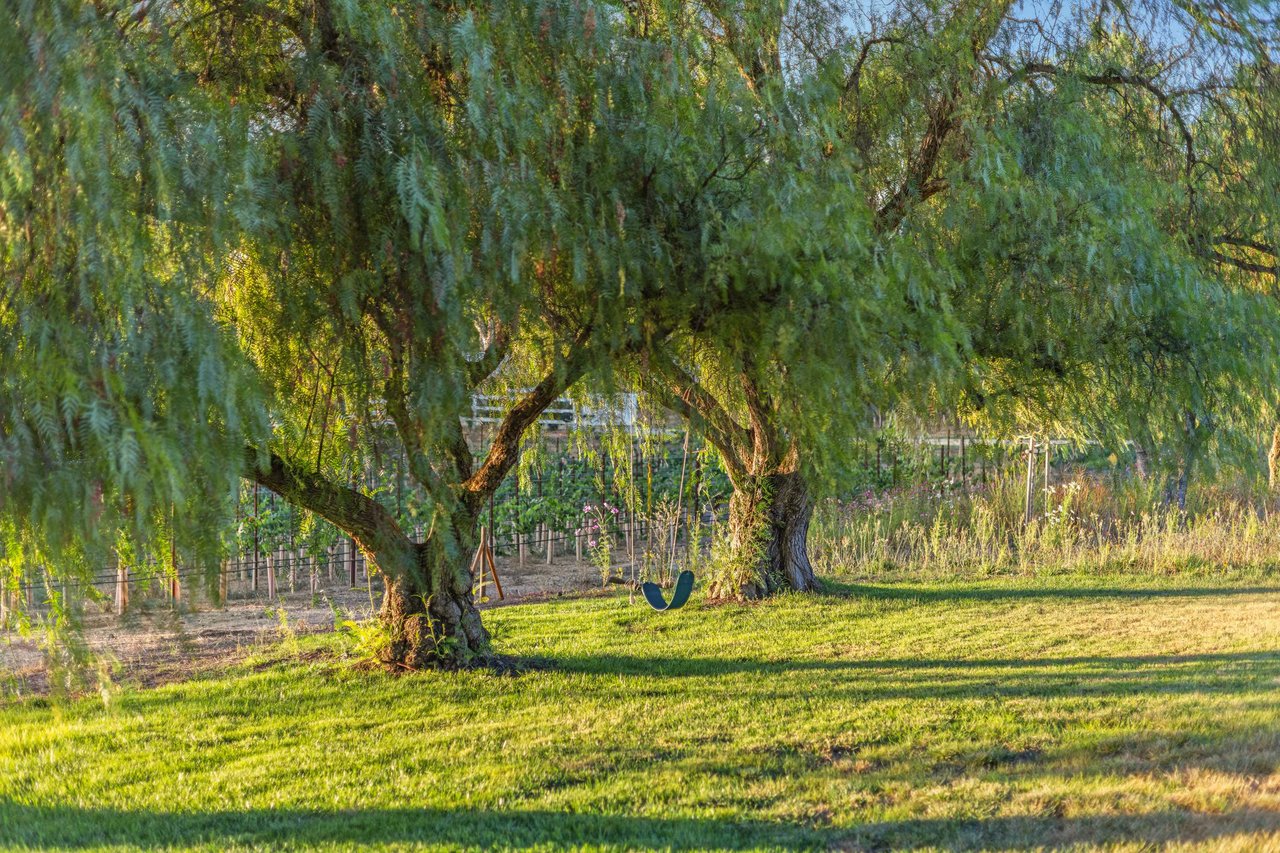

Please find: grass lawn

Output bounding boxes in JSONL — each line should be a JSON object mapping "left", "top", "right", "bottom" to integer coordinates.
{"left": 3, "top": 574, "right": 1280, "bottom": 851}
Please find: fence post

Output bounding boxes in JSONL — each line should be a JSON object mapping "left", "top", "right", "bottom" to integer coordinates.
{"left": 170, "top": 516, "right": 180, "bottom": 608}
{"left": 348, "top": 537, "right": 357, "bottom": 587}
{"left": 1043, "top": 440, "right": 1051, "bottom": 516}
{"left": 1024, "top": 436, "right": 1037, "bottom": 525}
{"left": 252, "top": 487, "right": 260, "bottom": 593}
{"left": 942, "top": 425, "right": 952, "bottom": 479}
{"left": 116, "top": 563, "right": 129, "bottom": 615}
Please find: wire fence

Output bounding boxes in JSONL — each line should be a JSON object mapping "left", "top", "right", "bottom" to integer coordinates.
{"left": 0, "top": 429, "right": 1072, "bottom": 623}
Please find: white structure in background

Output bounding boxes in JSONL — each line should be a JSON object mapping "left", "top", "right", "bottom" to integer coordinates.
{"left": 466, "top": 392, "right": 640, "bottom": 430}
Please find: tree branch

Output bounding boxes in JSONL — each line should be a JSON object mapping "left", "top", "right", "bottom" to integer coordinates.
{"left": 643, "top": 348, "right": 752, "bottom": 479}
{"left": 1015, "top": 61, "right": 1199, "bottom": 191}
{"left": 874, "top": 88, "right": 958, "bottom": 234}
{"left": 1203, "top": 248, "right": 1279, "bottom": 279}
{"left": 461, "top": 327, "right": 595, "bottom": 510}
{"left": 246, "top": 446, "right": 417, "bottom": 576}
{"left": 468, "top": 321, "right": 510, "bottom": 389}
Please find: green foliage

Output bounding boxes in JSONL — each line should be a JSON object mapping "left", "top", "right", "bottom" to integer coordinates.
{"left": 338, "top": 617, "right": 390, "bottom": 664}
{"left": 2, "top": 0, "right": 1278, "bottom": 625}
{"left": 1, "top": 0, "right": 266, "bottom": 603}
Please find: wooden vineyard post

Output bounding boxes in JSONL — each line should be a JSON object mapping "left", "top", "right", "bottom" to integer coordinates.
{"left": 252, "top": 487, "right": 261, "bottom": 593}
{"left": 115, "top": 562, "right": 129, "bottom": 615}
{"left": 1043, "top": 440, "right": 1051, "bottom": 517}
{"left": 940, "top": 429, "right": 947, "bottom": 479}
{"left": 545, "top": 524, "right": 553, "bottom": 566}
{"left": 266, "top": 551, "right": 277, "bottom": 600}
{"left": 516, "top": 449, "right": 526, "bottom": 566}
{"left": 348, "top": 537, "right": 357, "bottom": 588}
{"left": 169, "top": 510, "right": 180, "bottom": 608}
{"left": 1024, "top": 436, "right": 1037, "bottom": 525}
{"left": 472, "top": 529, "right": 484, "bottom": 602}
{"left": 219, "top": 559, "right": 228, "bottom": 606}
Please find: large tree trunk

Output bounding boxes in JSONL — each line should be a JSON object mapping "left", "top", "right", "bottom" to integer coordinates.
{"left": 249, "top": 449, "right": 490, "bottom": 669}
{"left": 377, "top": 533, "right": 489, "bottom": 669}
{"left": 712, "top": 469, "right": 816, "bottom": 600}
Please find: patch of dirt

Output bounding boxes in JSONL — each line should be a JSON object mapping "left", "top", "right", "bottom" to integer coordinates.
{"left": 0, "top": 552, "right": 616, "bottom": 697}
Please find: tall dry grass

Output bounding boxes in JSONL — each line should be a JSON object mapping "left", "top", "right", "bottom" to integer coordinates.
{"left": 812, "top": 467, "right": 1280, "bottom": 581}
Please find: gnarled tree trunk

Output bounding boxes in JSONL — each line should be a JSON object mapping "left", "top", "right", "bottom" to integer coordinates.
{"left": 713, "top": 468, "right": 816, "bottom": 600}
{"left": 251, "top": 448, "right": 490, "bottom": 668}
{"left": 379, "top": 535, "right": 489, "bottom": 669}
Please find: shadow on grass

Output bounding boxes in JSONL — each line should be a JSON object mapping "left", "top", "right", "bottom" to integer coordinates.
{"left": 842, "top": 808, "right": 1280, "bottom": 851}
{"left": 548, "top": 649, "right": 1280, "bottom": 696}
{"left": 0, "top": 803, "right": 820, "bottom": 850}
{"left": 822, "top": 579, "right": 1280, "bottom": 602}
{"left": 3, "top": 803, "right": 1278, "bottom": 851}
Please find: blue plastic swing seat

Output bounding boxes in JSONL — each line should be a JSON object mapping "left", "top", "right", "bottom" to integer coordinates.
{"left": 642, "top": 570, "right": 695, "bottom": 611}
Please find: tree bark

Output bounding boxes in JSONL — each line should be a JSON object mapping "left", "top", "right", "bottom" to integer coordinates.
{"left": 379, "top": 534, "right": 489, "bottom": 669}
{"left": 713, "top": 469, "right": 816, "bottom": 600}
{"left": 249, "top": 448, "right": 490, "bottom": 668}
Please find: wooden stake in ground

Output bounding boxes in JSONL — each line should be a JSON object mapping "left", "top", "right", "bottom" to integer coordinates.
{"left": 470, "top": 526, "right": 504, "bottom": 602}
{"left": 115, "top": 561, "right": 129, "bottom": 615}
{"left": 252, "top": 487, "right": 260, "bottom": 592}
{"left": 1024, "top": 436, "right": 1037, "bottom": 525}
{"left": 1043, "top": 440, "right": 1051, "bottom": 517}
{"left": 169, "top": 507, "right": 180, "bottom": 608}
{"left": 348, "top": 536, "right": 357, "bottom": 588}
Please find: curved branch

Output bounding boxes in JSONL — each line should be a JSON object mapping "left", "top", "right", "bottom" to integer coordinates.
{"left": 468, "top": 321, "right": 511, "bottom": 389}
{"left": 643, "top": 348, "right": 752, "bottom": 478}
{"left": 462, "top": 327, "right": 596, "bottom": 509}
{"left": 246, "top": 446, "right": 417, "bottom": 576}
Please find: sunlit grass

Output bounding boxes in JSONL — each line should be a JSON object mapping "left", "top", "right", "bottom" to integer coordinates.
{"left": 3, "top": 573, "right": 1280, "bottom": 851}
